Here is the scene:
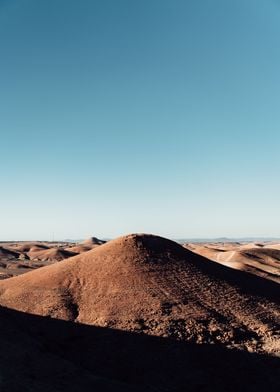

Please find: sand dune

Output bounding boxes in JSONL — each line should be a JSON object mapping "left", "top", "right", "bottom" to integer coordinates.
{"left": 188, "top": 243, "right": 280, "bottom": 283}
{"left": 0, "top": 246, "right": 20, "bottom": 260}
{"left": 0, "top": 234, "right": 279, "bottom": 355}
{"left": 11, "top": 242, "right": 50, "bottom": 253}
{"left": 0, "top": 242, "right": 79, "bottom": 279}
{"left": 65, "top": 236, "right": 106, "bottom": 254}
{"left": 264, "top": 243, "right": 280, "bottom": 250}
{"left": 82, "top": 236, "right": 106, "bottom": 246}
{"left": 64, "top": 244, "right": 99, "bottom": 253}
{"left": 27, "top": 247, "right": 77, "bottom": 261}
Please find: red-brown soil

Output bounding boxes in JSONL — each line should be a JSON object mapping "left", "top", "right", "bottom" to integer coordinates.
{"left": 186, "top": 242, "right": 280, "bottom": 283}
{"left": 27, "top": 247, "right": 77, "bottom": 261}
{"left": 0, "top": 305, "right": 279, "bottom": 392}
{"left": 0, "top": 234, "right": 279, "bottom": 355}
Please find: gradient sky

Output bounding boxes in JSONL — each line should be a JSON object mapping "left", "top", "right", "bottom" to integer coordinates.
{"left": 1, "top": 0, "right": 280, "bottom": 240}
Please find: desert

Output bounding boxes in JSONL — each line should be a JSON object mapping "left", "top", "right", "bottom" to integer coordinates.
{"left": 2, "top": 0, "right": 280, "bottom": 390}
{"left": 184, "top": 241, "right": 280, "bottom": 283}
{"left": 0, "top": 234, "right": 279, "bottom": 391}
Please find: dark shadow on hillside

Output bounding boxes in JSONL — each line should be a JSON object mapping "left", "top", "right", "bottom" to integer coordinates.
{"left": 0, "top": 306, "right": 279, "bottom": 392}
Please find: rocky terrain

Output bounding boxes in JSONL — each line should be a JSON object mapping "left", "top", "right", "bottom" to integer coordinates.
{"left": 0, "top": 234, "right": 279, "bottom": 391}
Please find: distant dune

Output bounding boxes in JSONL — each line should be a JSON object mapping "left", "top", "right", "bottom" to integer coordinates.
{"left": 65, "top": 236, "right": 106, "bottom": 254}
{"left": 11, "top": 242, "right": 50, "bottom": 253}
{"left": 82, "top": 236, "right": 106, "bottom": 246}
{"left": 0, "top": 246, "right": 20, "bottom": 260}
{"left": 0, "top": 234, "right": 279, "bottom": 356}
{"left": 186, "top": 242, "right": 280, "bottom": 283}
{"left": 0, "top": 233, "right": 279, "bottom": 391}
{"left": 27, "top": 247, "right": 77, "bottom": 262}
{"left": 0, "top": 237, "right": 106, "bottom": 279}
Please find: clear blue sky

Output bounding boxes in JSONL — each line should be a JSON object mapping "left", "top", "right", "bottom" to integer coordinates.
{"left": 1, "top": 0, "right": 280, "bottom": 240}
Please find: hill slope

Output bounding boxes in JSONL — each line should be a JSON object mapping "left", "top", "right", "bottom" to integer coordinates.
{"left": 1, "top": 306, "right": 279, "bottom": 392}
{"left": 0, "top": 234, "right": 279, "bottom": 354}
{"left": 186, "top": 243, "right": 280, "bottom": 283}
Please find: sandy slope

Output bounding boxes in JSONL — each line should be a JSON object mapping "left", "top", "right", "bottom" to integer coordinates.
{"left": 0, "top": 246, "right": 20, "bottom": 260}
{"left": 187, "top": 243, "right": 280, "bottom": 283}
{"left": 65, "top": 237, "right": 106, "bottom": 253}
{"left": 0, "top": 234, "right": 279, "bottom": 355}
{"left": 27, "top": 247, "right": 77, "bottom": 261}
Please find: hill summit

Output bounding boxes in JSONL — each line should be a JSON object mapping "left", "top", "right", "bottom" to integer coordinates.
{"left": 82, "top": 236, "right": 106, "bottom": 246}
{"left": 0, "top": 233, "right": 279, "bottom": 353}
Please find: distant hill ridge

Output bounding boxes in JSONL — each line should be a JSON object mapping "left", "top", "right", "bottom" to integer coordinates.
{"left": 0, "top": 233, "right": 279, "bottom": 355}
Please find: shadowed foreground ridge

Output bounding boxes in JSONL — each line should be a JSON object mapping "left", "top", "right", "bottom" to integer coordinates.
{"left": 0, "top": 306, "right": 279, "bottom": 392}
{"left": 0, "top": 234, "right": 279, "bottom": 355}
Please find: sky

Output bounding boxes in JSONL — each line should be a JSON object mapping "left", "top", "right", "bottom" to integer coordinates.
{"left": 1, "top": 0, "right": 280, "bottom": 240}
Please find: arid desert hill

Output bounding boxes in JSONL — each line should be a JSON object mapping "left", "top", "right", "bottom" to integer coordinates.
{"left": 82, "top": 236, "right": 106, "bottom": 246}
{"left": 27, "top": 246, "right": 77, "bottom": 261}
{"left": 0, "top": 237, "right": 106, "bottom": 280}
{"left": 65, "top": 236, "right": 106, "bottom": 253}
{"left": 0, "top": 234, "right": 279, "bottom": 355}
{"left": 10, "top": 242, "right": 50, "bottom": 253}
{"left": 0, "top": 246, "right": 21, "bottom": 260}
{"left": 0, "top": 245, "right": 34, "bottom": 279}
{"left": 185, "top": 243, "right": 280, "bottom": 283}
{"left": 0, "top": 242, "right": 77, "bottom": 279}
